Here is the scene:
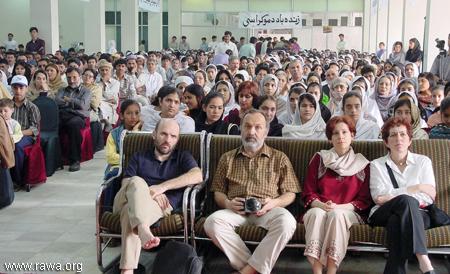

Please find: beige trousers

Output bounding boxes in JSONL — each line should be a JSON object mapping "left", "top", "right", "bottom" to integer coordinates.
{"left": 203, "top": 207, "right": 296, "bottom": 274}
{"left": 113, "top": 176, "right": 172, "bottom": 269}
{"left": 303, "top": 208, "right": 361, "bottom": 267}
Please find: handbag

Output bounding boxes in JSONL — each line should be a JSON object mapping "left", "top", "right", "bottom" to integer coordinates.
{"left": 385, "top": 163, "right": 450, "bottom": 228}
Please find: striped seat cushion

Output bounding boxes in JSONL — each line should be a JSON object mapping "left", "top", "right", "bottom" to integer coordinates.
{"left": 372, "top": 225, "right": 450, "bottom": 248}
{"left": 349, "top": 224, "right": 372, "bottom": 244}
{"left": 100, "top": 212, "right": 184, "bottom": 236}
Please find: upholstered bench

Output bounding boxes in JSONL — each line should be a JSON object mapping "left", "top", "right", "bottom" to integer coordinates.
{"left": 190, "top": 136, "right": 450, "bottom": 253}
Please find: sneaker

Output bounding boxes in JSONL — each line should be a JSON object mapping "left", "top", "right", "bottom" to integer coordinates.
{"left": 69, "top": 161, "right": 81, "bottom": 172}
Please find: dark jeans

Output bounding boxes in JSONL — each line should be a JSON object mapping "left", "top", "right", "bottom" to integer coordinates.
{"left": 60, "top": 113, "right": 85, "bottom": 164}
{"left": 369, "top": 195, "right": 431, "bottom": 274}
{"left": 11, "top": 136, "right": 34, "bottom": 185}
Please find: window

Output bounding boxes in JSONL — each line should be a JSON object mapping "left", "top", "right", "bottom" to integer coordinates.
{"left": 355, "top": 17, "right": 363, "bottom": 26}
{"left": 302, "top": 19, "right": 307, "bottom": 26}
{"left": 313, "top": 19, "right": 322, "bottom": 26}
{"left": 341, "top": 16, "right": 348, "bottom": 26}
{"left": 105, "top": 11, "right": 115, "bottom": 24}
{"left": 328, "top": 19, "right": 338, "bottom": 26}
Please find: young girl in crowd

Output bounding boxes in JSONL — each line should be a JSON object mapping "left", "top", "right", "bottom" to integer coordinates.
{"left": 430, "top": 96, "right": 450, "bottom": 139}
{"left": 427, "top": 85, "right": 446, "bottom": 127}
{"left": 104, "top": 99, "right": 142, "bottom": 179}
{"left": 393, "top": 98, "right": 429, "bottom": 139}
{"left": 213, "top": 80, "right": 239, "bottom": 118}
{"left": 28, "top": 70, "right": 50, "bottom": 101}
{"left": 282, "top": 93, "right": 326, "bottom": 139}
{"left": 183, "top": 84, "right": 205, "bottom": 122}
{"left": 256, "top": 95, "right": 284, "bottom": 136}
{"left": 195, "top": 92, "right": 239, "bottom": 135}
{"left": 342, "top": 91, "right": 380, "bottom": 140}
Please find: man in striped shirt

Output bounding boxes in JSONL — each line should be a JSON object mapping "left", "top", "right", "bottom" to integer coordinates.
{"left": 10, "top": 75, "right": 40, "bottom": 186}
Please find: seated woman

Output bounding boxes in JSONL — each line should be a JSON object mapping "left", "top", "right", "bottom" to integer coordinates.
{"left": 369, "top": 117, "right": 436, "bottom": 274}
{"left": 233, "top": 70, "right": 250, "bottom": 91}
{"left": 183, "top": 84, "right": 204, "bottom": 122}
{"left": 342, "top": 91, "right": 380, "bottom": 140}
{"left": 213, "top": 80, "right": 239, "bottom": 118}
{"left": 328, "top": 77, "right": 350, "bottom": 117}
{"left": 195, "top": 92, "right": 239, "bottom": 135}
{"left": 371, "top": 75, "right": 396, "bottom": 122}
{"left": 391, "top": 78, "right": 428, "bottom": 123}
{"left": 105, "top": 99, "right": 142, "bottom": 180}
{"left": 282, "top": 93, "right": 326, "bottom": 139}
{"left": 214, "top": 69, "right": 234, "bottom": 87}
{"left": 82, "top": 69, "right": 104, "bottom": 152}
{"left": 224, "top": 81, "right": 258, "bottom": 126}
{"left": 194, "top": 70, "right": 210, "bottom": 94}
{"left": 306, "top": 82, "right": 331, "bottom": 123}
{"left": 278, "top": 85, "right": 303, "bottom": 125}
{"left": 429, "top": 96, "right": 450, "bottom": 139}
{"left": 28, "top": 70, "right": 50, "bottom": 101}
{"left": 350, "top": 76, "right": 384, "bottom": 127}
{"left": 393, "top": 98, "right": 429, "bottom": 139}
{"left": 302, "top": 115, "right": 371, "bottom": 274}
{"left": 256, "top": 95, "right": 284, "bottom": 136}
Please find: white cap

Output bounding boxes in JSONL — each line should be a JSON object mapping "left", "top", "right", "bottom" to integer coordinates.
{"left": 11, "top": 75, "right": 28, "bottom": 86}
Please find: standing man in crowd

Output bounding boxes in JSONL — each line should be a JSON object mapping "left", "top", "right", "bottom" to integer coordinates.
{"left": 215, "top": 31, "right": 238, "bottom": 57}
{"left": 239, "top": 37, "right": 257, "bottom": 59}
{"left": 337, "top": 33, "right": 346, "bottom": 53}
{"left": 26, "top": 27, "right": 45, "bottom": 55}
{"left": 3, "top": 33, "right": 18, "bottom": 52}
{"left": 430, "top": 33, "right": 450, "bottom": 83}
{"left": 179, "top": 36, "right": 191, "bottom": 51}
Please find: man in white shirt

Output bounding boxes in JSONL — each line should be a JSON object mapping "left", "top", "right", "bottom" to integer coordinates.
{"left": 260, "top": 37, "right": 272, "bottom": 56}
{"left": 3, "top": 33, "right": 18, "bottom": 51}
{"left": 208, "top": 35, "right": 218, "bottom": 52}
{"left": 97, "top": 59, "right": 120, "bottom": 126}
{"left": 137, "top": 58, "right": 163, "bottom": 103}
{"left": 179, "top": 36, "right": 191, "bottom": 52}
{"left": 215, "top": 31, "right": 238, "bottom": 57}
{"left": 141, "top": 86, "right": 195, "bottom": 133}
{"left": 336, "top": 34, "right": 346, "bottom": 53}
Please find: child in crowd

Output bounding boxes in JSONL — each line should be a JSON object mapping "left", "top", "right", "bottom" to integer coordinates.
{"left": 427, "top": 85, "right": 446, "bottom": 127}
{"left": 430, "top": 96, "right": 450, "bottom": 139}
{"left": 104, "top": 99, "right": 142, "bottom": 180}
{"left": 0, "top": 98, "right": 23, "bottom": 143}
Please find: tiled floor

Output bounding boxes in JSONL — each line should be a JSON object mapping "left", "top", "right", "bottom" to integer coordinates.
{"left": 1, "top": 151, "right": 450, "bottom": 274}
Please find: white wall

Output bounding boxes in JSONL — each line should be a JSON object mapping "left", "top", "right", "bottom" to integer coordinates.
{"left": 58, "top": 0, "right": 85, "bottom": 49}
{"left": 0, "top": 0, "right": 30, "bottom": 47}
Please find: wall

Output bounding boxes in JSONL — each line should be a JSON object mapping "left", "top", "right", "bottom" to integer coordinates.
{"left": 58, "top": 0, "right": 85, "bottom": 49}
{"left": 0, "top": 0, "right": 30, "bottom": 47}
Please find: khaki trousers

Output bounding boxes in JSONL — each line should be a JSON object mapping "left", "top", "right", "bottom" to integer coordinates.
{"left": 203, "top": 207, "right": 296, "bottom": 274}
{"left": 303, "top": 208, "right": 361, "bottom": 267}
{"left": 113, "top": 176, "right": 172, "bottom": 269}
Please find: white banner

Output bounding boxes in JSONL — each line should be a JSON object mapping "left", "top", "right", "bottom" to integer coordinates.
{"left": 139, "top": 0, "right": 161, "bottom": 13}
{"left": 238, "top": 12, "right": 302, "bottom": 29}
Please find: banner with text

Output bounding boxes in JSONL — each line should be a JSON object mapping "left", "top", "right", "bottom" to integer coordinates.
{"left": 139, "top": 0, "right": 161, "bottom": 13}
{"left": 239, "top": 12, "right": 302, "bottom": 29}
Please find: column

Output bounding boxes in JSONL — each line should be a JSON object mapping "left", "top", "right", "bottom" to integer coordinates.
{"left": 386, "top": 0, "right": 404, "bottom": 57}
{"left": 83, "top": 0, "right": 106, "bottom": 54}
{"left": 30, "top": 0, "right": 59, "bottom": 54}
{"left": 362, "top": 0, "right": 371, "bottom": 52}
{"left": 148, "top": 12, "right": 163, "bottom": 50}
{"left": 168, "top": 0, "right": 182, "bottom": 45}
{"left": 121, "top": 0, "right": 139, "bottom": 52}
{"left": 423, "top": 0, "right": 450, "bottom": 71}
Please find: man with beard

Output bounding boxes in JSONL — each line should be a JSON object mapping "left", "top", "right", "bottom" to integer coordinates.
{"left": 55, "top": 68, "right": 91, "bottom": 172}
{"left": 113, "top": 118, "right": 202, "bottom": 274}
{"left": 204, "top": 109, "right": 300, "bottom": 274}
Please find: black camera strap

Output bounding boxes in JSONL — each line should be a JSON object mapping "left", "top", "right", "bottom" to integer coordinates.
{"left": 385, "top": 163, "right": 399, "bottom": 189}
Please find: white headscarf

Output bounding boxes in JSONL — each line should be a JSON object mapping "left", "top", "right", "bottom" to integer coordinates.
{"left": 213, "top": 80, "right": 239, "bottom": 117}
{"left": 354, "top": 113, "right": 380, "bottom": 140}
{"left": 350, "top": 76, "right": 384, "bottom": 128}
{"left": 282, "top": 94, "right": 326, "bottom": 139}
{"left": 328, "top": 77, "right": 350, "bottom": 117}
{"left": 371, "top": 75, "right": 397, "bottom": 121}
{"left": 260, "top": 74, "right": 280, "bottom": 96}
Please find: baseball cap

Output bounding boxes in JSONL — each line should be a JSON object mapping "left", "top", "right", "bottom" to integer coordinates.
{"left": 11, "top": 75, "right": 28, "bottom": 87}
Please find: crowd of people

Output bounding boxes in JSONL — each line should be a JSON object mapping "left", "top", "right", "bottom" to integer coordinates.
{"left": 1, "top": 28, "right": 450, "bottom": 274}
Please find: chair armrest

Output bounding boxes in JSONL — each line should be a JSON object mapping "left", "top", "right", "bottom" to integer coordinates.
{"left": 189, "top": 181, "right": 208, "bottom": 246}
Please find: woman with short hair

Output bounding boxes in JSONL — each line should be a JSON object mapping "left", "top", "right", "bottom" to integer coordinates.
{"left": 369, "top": 117, "right": 436, "bottom": 274}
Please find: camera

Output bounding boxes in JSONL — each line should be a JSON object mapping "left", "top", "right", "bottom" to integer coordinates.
{"left": 244, "top": 197, "right": 262, "bottom": 214}
{"left": 435, "top": 38, "right": 447, "bottom": 56}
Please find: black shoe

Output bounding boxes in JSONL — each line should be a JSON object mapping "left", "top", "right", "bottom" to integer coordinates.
{"left": 68, "top": 161, "right": 80, "bottom": 172}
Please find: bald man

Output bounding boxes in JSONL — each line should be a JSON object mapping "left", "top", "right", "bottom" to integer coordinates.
{"left": 113, "top": 118, "right": 203, "bottom": 274}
